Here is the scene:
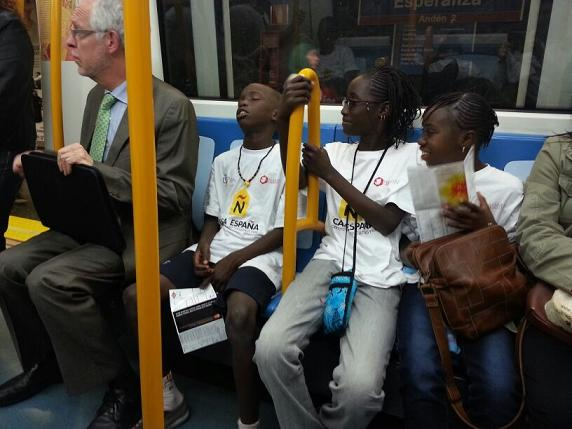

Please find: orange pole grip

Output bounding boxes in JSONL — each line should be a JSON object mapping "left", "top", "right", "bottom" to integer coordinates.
{"left": 282, "top": 68, "right": 322, "bottom": 291}
{"left": 49, "top": 0, "right": 64, "bottom": 150}
{"left": 123, "top": 0, "right": 163, "bottom": 427}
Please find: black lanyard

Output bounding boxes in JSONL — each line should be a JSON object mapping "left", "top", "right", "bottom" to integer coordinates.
{"left": 341, "top": 144, "right": 391, "bottom": 274}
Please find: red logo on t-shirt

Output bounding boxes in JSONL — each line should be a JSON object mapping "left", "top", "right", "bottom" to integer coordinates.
{"left": 260, "top": 175, "right": 269, "bottom": 184}
{"left": 374, "top": 177, "right": 384, "bottom": 186}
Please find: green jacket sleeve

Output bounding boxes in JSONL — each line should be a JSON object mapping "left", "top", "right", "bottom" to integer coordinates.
{"left": 517, "top": 137, "right": 572, "bottom": 293}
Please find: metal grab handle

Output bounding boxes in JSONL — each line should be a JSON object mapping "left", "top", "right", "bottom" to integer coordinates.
{"left": 49, "top": 0, "right": 64, "bottom": 150}
{"left": 123, "top": 0, "right": 164, "bottom": 428}
{"left": 282, "top": 68, "right": 324, "bottom": 292}
{"left": 15, "top": 0, "right": 24, "bottom": 19}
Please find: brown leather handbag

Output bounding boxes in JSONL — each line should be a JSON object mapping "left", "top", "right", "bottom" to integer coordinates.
{"left": 408, "top": 225, "right": 529, "bottom": 428}
{"left": 409, "top": 224, "right": 528, "bottom": 339}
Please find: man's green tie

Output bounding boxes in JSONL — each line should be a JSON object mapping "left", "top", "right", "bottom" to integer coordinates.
{"left": 90, "top": 93, "right": 117, "bottom": 162}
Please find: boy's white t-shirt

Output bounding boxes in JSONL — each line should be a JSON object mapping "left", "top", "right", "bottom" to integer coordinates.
{"left": 313, "top": 142, "right": 419, "bottom": 288}
{"left": 186, "top": 144, "right": 285, "bottom": 290}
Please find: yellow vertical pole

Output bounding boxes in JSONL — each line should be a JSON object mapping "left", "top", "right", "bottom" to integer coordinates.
{"left": 122, "top": 1, "right": 163, "bottom": 428}
{"left": 49, "top": 0, "right": 64, "bottom": 151}
{"left": 15, "top": 0, "right": 24, "bottom": 18}
{"left": 282, "top": 68, "right": 322, "bottom": 291}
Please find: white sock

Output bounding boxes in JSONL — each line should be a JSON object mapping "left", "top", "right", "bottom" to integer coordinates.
{"left": 237, "top": 418, "right": 260, "bottom": 429}
{"left": 162, "top": 371, "right": 184, "bottom": 412}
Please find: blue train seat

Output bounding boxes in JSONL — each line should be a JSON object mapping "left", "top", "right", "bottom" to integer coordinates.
{"left": 480, "top": 132, "right": 545, "bottom": 171}
{"left": 192, "top": 136, "right": 215, "bottom": 230}
{"left": 504, "top": 160, "right": 535, "bottom": 182}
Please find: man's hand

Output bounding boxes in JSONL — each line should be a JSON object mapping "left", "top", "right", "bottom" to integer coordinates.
{"left": 193, "top": 242, "right": 213, "bottom": 278}
{"left": 12, "top": 151, "right": 33, "bottom": 178}
{"left": 57, "top": 143, "right": 94, "bottom": 176}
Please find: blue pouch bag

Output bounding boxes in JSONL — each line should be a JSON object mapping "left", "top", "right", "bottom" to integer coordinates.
{"left": 323, "top": 271, "right": 358, "bottom": 335}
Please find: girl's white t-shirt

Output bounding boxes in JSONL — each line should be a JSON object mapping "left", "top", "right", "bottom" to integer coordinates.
{"left": 472, "top": 164, "right": 523, "bottom": 239}
{"left": 313, "top": 142, "right": 419, "bottom": 288}
{"left": 187, "top": 145, "right": 285, "bottom": 290}
{"left": 403, "top": 162, "right": 524, "bottom": 242}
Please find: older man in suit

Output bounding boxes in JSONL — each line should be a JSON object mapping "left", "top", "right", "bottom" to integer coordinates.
{"left": 0, "top": 0, "right": 198, "bottom": 427}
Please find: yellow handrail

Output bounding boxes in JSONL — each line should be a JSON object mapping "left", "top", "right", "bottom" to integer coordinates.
{"left": 49, "top": 0, "right": 64, "bottom": 151}
{"left": 282, "top": 68, "right": 323, "bottom": 292}
{"left": 15, "top": 0, "right": 24, "bottom": 18}
{"left": 123, "top": 0, "right": 164, "bottom": 428}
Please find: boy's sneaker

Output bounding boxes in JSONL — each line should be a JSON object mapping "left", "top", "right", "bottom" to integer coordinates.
{"left": 165, "top": 399, "right": 190, "bottom": 428}
{"left": 131, "top": 400, "right": 190, "bottom": 429}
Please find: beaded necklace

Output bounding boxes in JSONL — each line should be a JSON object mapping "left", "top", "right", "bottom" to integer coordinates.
{"left": 237, "top": 142, "right": 276, "bottom": 187}
{"left": 229, "top": 142, "right": 276, "bottom": 217}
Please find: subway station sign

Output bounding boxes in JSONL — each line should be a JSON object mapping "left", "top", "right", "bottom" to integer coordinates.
{"left": 358, "top": 0, "right": 525, "bottom": 25}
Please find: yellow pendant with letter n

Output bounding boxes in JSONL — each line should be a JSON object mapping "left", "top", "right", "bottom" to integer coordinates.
{"left": 229, "top": 187, "right": 250, "bottom": 217}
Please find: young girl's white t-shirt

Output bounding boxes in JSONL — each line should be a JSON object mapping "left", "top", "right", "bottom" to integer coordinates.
{"left": 472, "top": 164, "right": 523, "bottom": 239}
{"left": 313, "top": 142, "right": 419, "bottom": 288}
{"left": 186, "top": 144, "right": 285, "bottom": 290}
{"left": 403, "top": 162, "right": 524, "bottom": 242}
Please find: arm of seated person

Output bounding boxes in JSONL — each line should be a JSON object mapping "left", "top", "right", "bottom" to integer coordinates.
{"left": 400, "top": 234, "right": 416, "bottom": 268}
{"left": 209, "top": 228, "right": 283, "bottom": 292}
{"left": 57, "top": 143, "right": 93, "bottom": 176}
{"left": 517, "top": 141, "right": 572, "bottom": 293}
{"left": 302, "top": 143, "right": 405, "bottom": 235}
{"left": 12, "top": 150, "right": 34, "bottom": 177}
{"left": 194, "top": 215, "right": 219, "bottom": 278}
{"left": 277, "top": 75, "right": 313, "bottom": 189}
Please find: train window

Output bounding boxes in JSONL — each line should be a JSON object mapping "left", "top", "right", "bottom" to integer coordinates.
{"left": 156, "top": 0, "right": 572, "bottom": 111}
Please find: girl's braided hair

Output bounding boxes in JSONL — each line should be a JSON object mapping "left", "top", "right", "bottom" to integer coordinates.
{"left": 367, "top": 65, "right": 421, "bottom": 146}
{"left": 424, "top": 92, "right": 499, "bottom": 150}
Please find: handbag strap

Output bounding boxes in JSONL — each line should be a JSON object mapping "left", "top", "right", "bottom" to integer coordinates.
{"left": 421, "top": 283, "right": 526, "bottom": 429}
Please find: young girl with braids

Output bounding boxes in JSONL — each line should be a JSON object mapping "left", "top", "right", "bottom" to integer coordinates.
{"left": 255, "top": 65, "right": 421, "bottom": 429}
{"left": 399, "top": 92, "right": 523, "bottom": 429}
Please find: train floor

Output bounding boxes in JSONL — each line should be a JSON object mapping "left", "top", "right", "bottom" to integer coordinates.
{"left": 0, "top": 313, "right": 280, "bottom": 429}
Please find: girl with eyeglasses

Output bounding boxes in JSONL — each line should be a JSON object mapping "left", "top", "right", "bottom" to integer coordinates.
{"left": 254, "top": 65, "right": 421, "bottom": 429}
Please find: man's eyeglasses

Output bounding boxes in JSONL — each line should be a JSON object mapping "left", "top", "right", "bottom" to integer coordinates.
{"left": 69, "top": 28, "right": 105, "bottom": 40}
{"left": 341, "top": 97, "right": 381, "bottom": 110}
